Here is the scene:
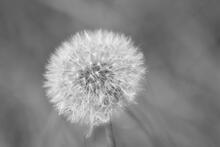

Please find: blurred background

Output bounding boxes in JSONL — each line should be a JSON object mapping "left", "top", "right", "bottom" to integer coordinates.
{"left": 1, "top": 0, "right": 220, "bottom": 146}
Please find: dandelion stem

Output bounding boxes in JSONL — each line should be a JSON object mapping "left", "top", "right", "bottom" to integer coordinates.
{"left": 105, "top": 120, "right": 116, "bottom": 147}
{"left": 83, "top": 135, "right": 87, "bottom": 147}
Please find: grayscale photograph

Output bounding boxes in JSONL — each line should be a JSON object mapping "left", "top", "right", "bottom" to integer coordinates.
{"left": 0, "top": 0, "right": 220, "bottom": 147}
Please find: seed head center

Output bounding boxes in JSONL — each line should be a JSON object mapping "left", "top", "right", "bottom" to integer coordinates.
{"left": 78, "top": 62, "right": 113, "bottom": 94}
{"left": 78, "top": 62, "right": 124, "bottom": 106}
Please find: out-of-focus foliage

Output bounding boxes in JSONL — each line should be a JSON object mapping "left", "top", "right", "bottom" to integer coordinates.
{"left": 1, "top": 0, "right": 220, "bottom": 146}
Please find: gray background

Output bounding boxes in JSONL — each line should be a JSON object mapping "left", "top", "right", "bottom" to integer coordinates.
{"left": 1, "top": 0, "right": 220, "bottom": 146}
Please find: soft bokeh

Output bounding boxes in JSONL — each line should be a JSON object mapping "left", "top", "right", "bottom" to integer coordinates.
{"left": 1, "top": 0, "right": 220, "bottom": 146}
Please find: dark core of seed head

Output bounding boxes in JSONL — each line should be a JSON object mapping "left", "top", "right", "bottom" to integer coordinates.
{"left": 78, "top": 62, "right": 123, "bottom": 104}
{"left": 78, "top": 62, "right": 113, "bottom": 93}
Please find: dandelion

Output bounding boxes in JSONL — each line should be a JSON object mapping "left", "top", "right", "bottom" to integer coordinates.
{"left": 43, "top": 30, "right": 146, "bottom": 135}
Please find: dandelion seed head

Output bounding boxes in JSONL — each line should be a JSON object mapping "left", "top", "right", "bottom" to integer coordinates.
{"left": 44, "top": 30, "right": 146, "bottom": 128}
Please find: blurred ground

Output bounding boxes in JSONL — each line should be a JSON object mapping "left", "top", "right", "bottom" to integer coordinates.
{"left": 1, "top": 0, "right": 220, "bottom": 147}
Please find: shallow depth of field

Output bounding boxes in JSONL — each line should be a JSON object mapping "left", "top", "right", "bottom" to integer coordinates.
{"left": 1, "top": 0, "right": 220, "bottom": 147}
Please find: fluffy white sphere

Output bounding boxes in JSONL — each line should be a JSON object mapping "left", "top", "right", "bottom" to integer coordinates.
{"left": 44, "top": 30, "right": 146, "bottom": 128}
